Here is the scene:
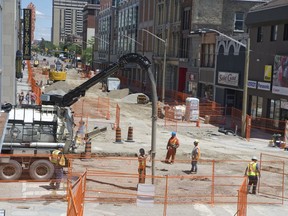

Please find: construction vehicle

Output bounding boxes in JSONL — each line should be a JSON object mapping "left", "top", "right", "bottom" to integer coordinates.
{"left": 48, "top": 60, "right": 67, "bottom": 82}
{"left": 0, "top": 53, "right": 151, "bottom": 180}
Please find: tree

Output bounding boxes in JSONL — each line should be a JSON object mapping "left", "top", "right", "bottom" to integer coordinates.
{"left": 81, "top": 38, "right": 94, "bottom": 66}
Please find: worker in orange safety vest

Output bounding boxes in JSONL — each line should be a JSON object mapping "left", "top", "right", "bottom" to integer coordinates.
{"left": 165, "top": 132, "right": 180, "bottom": 164}
{"left": 138, "top": 148, "right": 149, "bottom": 184}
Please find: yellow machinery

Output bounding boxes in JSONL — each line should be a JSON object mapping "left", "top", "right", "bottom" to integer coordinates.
{"left": 48, "top": 64, "right": 67, "bottom": 82}
{"left": 49, "top": 70, "right": 67, "bottom": 82}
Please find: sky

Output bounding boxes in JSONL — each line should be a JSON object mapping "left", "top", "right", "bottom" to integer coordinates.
{"left": 22, "top": 0, "right": 52, "bottom": 41}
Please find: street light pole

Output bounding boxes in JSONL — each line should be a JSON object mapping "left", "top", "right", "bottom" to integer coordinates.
{"left": 141, "top": 29, "right": 167, "bottom": 103}
{"left": 191, "top": 28, "right": 249, "bottom": 137}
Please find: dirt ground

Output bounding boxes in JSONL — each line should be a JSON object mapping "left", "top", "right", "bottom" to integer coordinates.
{"left": 43, "top": 66, "right": 288, "bottom": 205}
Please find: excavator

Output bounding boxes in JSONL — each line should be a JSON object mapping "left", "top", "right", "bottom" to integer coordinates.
{"left": 0, "top": 53, "right": 151, "bottom": 181}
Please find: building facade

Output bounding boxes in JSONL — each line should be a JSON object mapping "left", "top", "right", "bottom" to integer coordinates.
{"left": 188, "top": 0, "right": 267, "bottom": 104}
{"left": 52, "top": 0, "right": 89, "bottom": 46}
{"left": 1, "top": 0, "right": 21, "bottom": 105}
{"left": 246, "top": 0, "right": 288, "bottom": 121}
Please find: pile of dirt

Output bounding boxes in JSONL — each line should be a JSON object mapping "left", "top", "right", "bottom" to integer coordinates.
{"left": 44, "top": 81, "right": 76, "bottom": 94}
{"left": 120, "top": 93, "right": 149, "bottom": 103}
{"left": 107, "top": 88, "right": 129, "bottom": 99}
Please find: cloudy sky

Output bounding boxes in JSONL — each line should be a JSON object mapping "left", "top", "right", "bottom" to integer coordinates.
{"left": 22, "top": 0, "right": 52, "bottom": 41}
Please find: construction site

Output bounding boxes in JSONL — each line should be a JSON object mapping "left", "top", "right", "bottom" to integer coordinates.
{"left": 1, "top": 55, "right": 288, "bottom": 216}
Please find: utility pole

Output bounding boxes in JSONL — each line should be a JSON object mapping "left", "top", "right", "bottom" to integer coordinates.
{"left": 241, "top": 38, "right": 250, "bottom": 137}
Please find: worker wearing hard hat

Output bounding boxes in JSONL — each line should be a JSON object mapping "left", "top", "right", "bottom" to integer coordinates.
{"left": 190, "top": 139, "right": 201, "bottom": 174}
{"left": 244, "top": 156, "right": 260, "bottom": 194}
{"left": 49, "top": 149, "right": 66, "bottom": 190}
{"left": 165, "top": 132, "right": 180, "bottom": 164}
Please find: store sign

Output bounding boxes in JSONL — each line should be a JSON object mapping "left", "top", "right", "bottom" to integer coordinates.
{"left": 281, "top": 101, "right": 288, "bottom": 110}
{"left": 257, "top": 82, "right": 270, "bottom": 91}
{"left": 218, "top": 72, "right": 239, "bottom": 86}
{"left": 272, "top": 55, "right": 288, "bottom": 95}
{"left": 248, "top": 80, "right": 257, "bottom": 89}
{"left": 264, "top": 65, "right": 272, "bottom": 81}
{"left": 23, "top": 9, "right": 32, "bottom": 60}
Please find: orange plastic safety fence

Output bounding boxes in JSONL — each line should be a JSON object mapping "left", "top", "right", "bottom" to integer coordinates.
{"left": 96, "top": 97, "right": 110, "bottom": 119}
{"left": 66, "top": 171, "right": 87, "bottom": 216}
{"left": 259, "top": 153, "right": 287, "bottom": 202}
{"left": 236, "top": 177, "right": 248, "bottom": 216}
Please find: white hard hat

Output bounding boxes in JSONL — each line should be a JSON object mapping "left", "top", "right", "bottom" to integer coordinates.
{"left": 194, "top": 139, "right": 199, "bottom": 144}
{"left": 252, "top": 156, "right": 258, "bottom": 161}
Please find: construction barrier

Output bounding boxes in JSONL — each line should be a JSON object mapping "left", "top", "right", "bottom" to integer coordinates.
{"left": 126, "top": 126, "right": 134, "bottom": 142}
{"left": 236, "top": 177, "right": 248, "bottom": 216}
{"left": 259, "top": 153, "right": 288, "bottom": 201}
{"left": 66, "top": 171, "right": 87, "bottom": 216}
{"left": 115, "top": 127, "right": 122, "bottom": 143}
{"left": 115, "top": 103, "right": 120, "bottom": 130}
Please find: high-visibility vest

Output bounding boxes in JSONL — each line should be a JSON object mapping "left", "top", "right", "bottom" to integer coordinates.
{"left": 192, "top": 146, "right": 201, "bottom": 160}
{"left": 50, "top": 150, "right": 62, "bottom": 165}
{"left": 138, "top": 155, "right": 146, "bottom": 169}
{"left": 247, "top": 162, "right": 258, "bottom": 176}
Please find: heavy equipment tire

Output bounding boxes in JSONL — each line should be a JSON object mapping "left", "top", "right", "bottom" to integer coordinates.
{"left": 0, "top": 160, "right": 22, "bottom": 180}
{"left": 29, "top": 159, "right": 55, "bottom": 180}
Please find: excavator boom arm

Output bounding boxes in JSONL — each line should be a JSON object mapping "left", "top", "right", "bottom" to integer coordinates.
{"left": 41, "top": 53, "right": 151, "bottom": 107}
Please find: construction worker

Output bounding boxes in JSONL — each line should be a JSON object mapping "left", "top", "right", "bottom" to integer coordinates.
{"left": 165, "top": 132, "right": 180, "bottom": 164}
{"left": 190, "top": 139, "right": 201, "bottom": 174}
{"left": 49, "top": 149, "right": 66, "bottom": 190}
{"left": 138, "top": 148, "right": 149, "bottom": 184}
{"left": 244, "top": 156, "right": 260, "bottom": 194}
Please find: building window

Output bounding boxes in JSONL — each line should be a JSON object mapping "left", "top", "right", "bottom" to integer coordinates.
{"left": 270, "top": 25, "right": 278, "bottom": 41}
{"left": 257, "top": 27, "right": 263, "bottom": 42}
{"left": 182, "top": 8, "right": 191, "bottom": 30}
{"left": 234, "top": 12, "right": 244, "bottom": 32}
{"left": 201, "top": 44, "right": 215, "bottom": 68}
{"left": 283, "top": 24, "right": 288, "bottom": 41}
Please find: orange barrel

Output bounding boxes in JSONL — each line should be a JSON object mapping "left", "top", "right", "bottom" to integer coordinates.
{"left": 126, "top": 126, "right": 134, "bottom": 142}
{"left": 85, "top": 141, "right": 92, "bottom": 158}
{"left": 115, "top": 127, "right": 122, "bottom": 143}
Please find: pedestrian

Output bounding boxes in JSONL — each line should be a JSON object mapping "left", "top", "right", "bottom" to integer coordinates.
{"left": 49, "top": 149, "right": 66, "bottom": 190}
{"left": 138, "top": 148, "right": 149, "bottom": 184}
{"left": 165, "top": 131, "right": 180, "bottom": 164}
{"left": 18, "top": 91, "right": 24, "bottom": 106}
{"left": 244, "top": 156, "right": 260, "bottom": 194}
{"left": 30, "top": 91, "right": 36, "bottom": 105}
{"left": 22, "top": 60, "right": 26, "bottom": 71}
{"left": 190, "top": 139, "right": 200, "bottom": 174}
{"left": 25, "top": 92, "right": 31, "bottom": 104}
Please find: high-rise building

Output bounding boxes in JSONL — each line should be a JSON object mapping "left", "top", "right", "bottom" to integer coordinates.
{"left": 52, "top": 0, "right": 89, "bottom": 45}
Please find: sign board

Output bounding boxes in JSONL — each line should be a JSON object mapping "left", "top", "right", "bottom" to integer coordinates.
{"left": 218, "top": 72, "right": 239, "bottom": 87}
{"left": 272, "top": 55, "right": 288, "bottom": 95}
{"left": 257, "top": 82, "right": 270, "bottom": 91}
{"left": 248, "top": 80, "right": 257, "bottom": 89}
{"left": 264, "top": 65, "right": 272, "bottom": 81}
{"left": 23, "top": 9, "right": 32, "bottom": 60}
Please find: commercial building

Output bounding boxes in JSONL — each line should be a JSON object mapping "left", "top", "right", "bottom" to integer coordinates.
{"left": 246, "top": 0, "right": 288, "bottom": 121}
{"left": 52, "top": 0, "right": 89, "bottom": 45}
